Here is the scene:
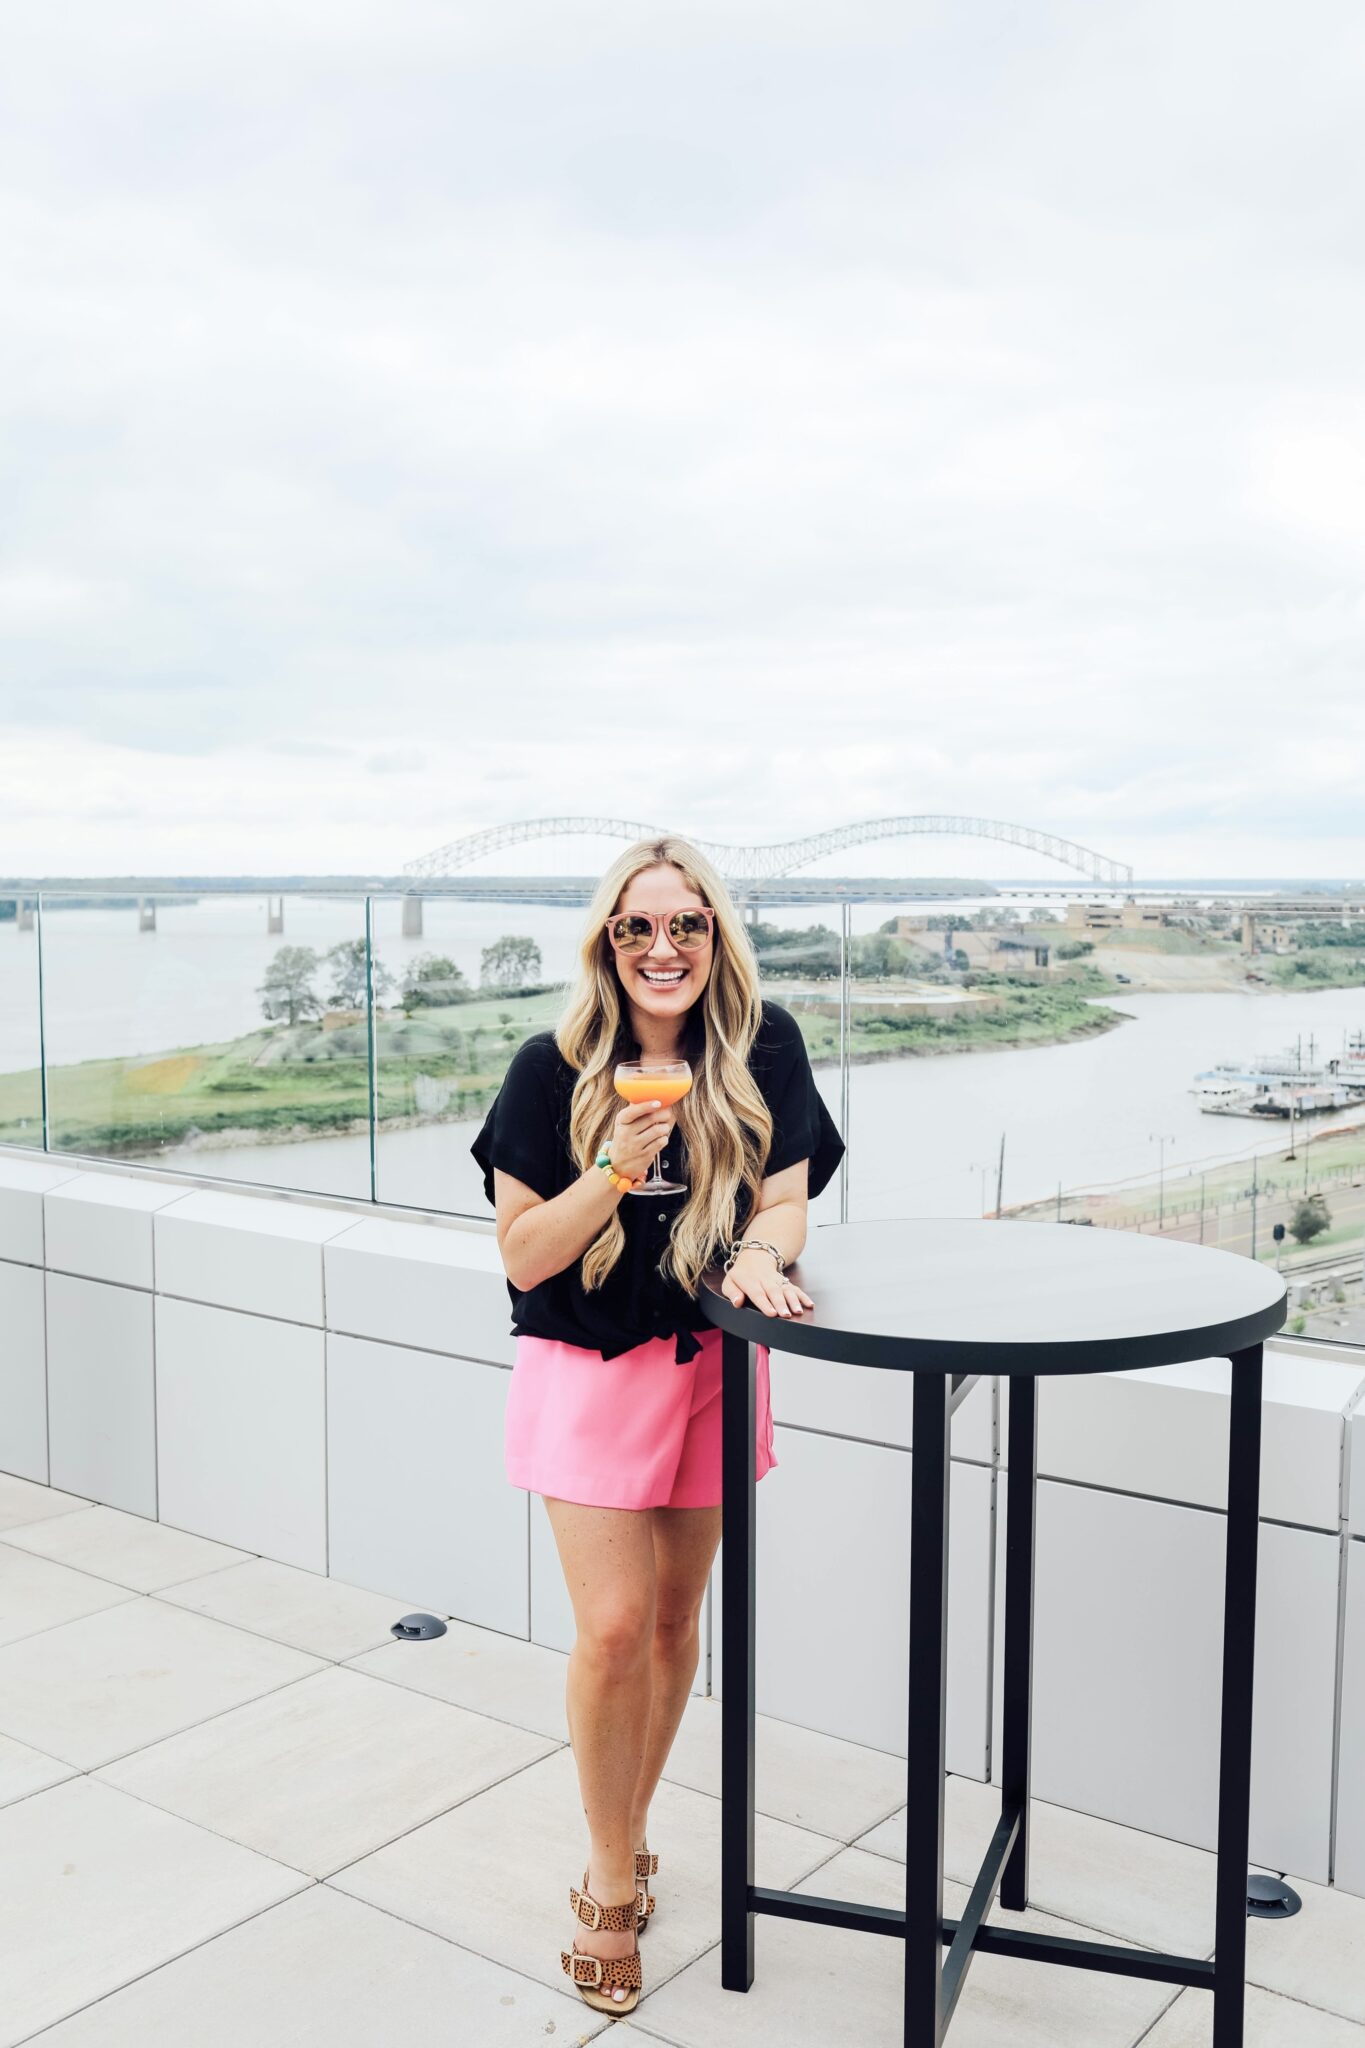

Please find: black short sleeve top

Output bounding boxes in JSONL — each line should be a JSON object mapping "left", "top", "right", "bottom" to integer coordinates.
{"left": 469, "top": 997, "right": 845, "bottom": 1364}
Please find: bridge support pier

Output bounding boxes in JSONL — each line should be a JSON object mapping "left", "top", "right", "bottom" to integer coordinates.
{"left": 268, "top": 897, "right": 284, "bottom": 934}
{"left": 138, "top": 898, "right": 156, "bottom": 933}
{"left": 16, "top": 898, "right": 34, "bottom": 932}
{"left": 402, "top": 896, "right": 423, "bottom": 939}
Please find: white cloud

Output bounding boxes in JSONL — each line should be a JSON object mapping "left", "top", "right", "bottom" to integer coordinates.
{"left": 1, "top": 0, "right": 1363, "bottom": 877}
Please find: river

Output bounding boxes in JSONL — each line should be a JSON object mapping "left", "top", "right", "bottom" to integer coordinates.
{"left": 2, "top": 898, "right": 1362, "bottom": 1224}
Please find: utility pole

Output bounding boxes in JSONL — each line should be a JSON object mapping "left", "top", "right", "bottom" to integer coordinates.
{"left": 995, "top": 1131, "right": 1006, "bottom": 1219}
{"left": 1150, "top": 1132, "right": 1176, "bottom": 1230}
{"left": 1250, "top": 1156, "right": 1260, "bottom": 1261}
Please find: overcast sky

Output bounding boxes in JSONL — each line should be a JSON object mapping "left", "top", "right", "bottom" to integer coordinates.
{"left": 2, "top": 0, "right": 1363, "bottom": 884}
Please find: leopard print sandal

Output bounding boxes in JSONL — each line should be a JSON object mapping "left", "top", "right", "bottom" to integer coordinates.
{"left": 561, "top": 1868, "right": 643, "bottom": 2015}
{"left": 635, "top": 1839, "right": 658, "bottom": 1935}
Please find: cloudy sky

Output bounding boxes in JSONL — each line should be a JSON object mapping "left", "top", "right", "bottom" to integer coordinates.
{"left": 2, "top": 0, "right": 1363, "bottom": 883}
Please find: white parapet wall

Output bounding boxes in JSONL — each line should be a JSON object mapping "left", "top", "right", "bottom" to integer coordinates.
{"left": 0, "top": 1143, "right": 1362, "bottom": 1894}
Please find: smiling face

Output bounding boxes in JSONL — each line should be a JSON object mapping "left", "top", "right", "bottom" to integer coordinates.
{"left": 612, "top": 863, "right": 715, "bottom": 1040}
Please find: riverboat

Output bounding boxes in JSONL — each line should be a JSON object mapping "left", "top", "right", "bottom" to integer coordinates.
{"left": 1191, "top": 1028, "right": 1365, "bottom": 1111}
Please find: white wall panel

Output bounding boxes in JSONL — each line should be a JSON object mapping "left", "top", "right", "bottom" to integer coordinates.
{"left": 155, "top": 1294, "right": 326, "bottom": 1568}
{"left": 0, "top": 1154, "right": 82, "bottom": 1266}
{"left": 45, "top": 1172, "right": 189, "bottom": 1290}
{"left": 0, "top": 1259, "right": 47, "bottom": 1482}
{"left": 1336, "top": 1541, "right": 1365, "bottom": 1898}
{"left": 46, "top": 1272, "right": 157, "bottom": 1517}
{"left": 990, "top": 1475, "right": 1339, "bottom": 1881}
{"left": 325, "top": 1218, "right": 515, "bottom": 1365}
{"left": 328, "top": 1332, "right": 526, "bottom": 1635}
{"left": 767, "top": 1350, "right": 993, "bottom": 1462}
{"left": 1014, "top": 1354, "right": 1362, "bottom": 1532}
{"left": 711, "top": 1429, "right": 994, "bottom": 1778}
{"left": 155, "top": 1188, "right": 355, "bottom": 1325}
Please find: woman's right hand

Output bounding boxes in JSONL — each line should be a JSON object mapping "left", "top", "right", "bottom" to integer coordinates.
{"left": 606, "top": 1098, "right": 676, "bottom": 1183}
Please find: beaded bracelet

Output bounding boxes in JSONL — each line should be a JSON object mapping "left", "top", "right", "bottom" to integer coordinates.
{"left": 596, "top": 1146, "right": 645, "bottom": 1192}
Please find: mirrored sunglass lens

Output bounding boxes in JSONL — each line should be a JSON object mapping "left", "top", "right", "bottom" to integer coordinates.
{"left": 670, "top": 912, "right": 710, "bottom": 946}
{"left": 613, "top": 915, "right": 654, "bottom": 950}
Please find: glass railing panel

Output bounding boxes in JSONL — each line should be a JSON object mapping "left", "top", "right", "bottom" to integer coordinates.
{"left": 39, "top": 888, "right": 373, "bottom": 1198}
{"left": 370, "top": 892, "right": 586, "bottom": 1216}
{"left": 744, "top": 903, "right": 849, "bottom": 1226}
{"left": 839, "top": 888, "right": 1365, "bottom": 1340}
{"left": 372, "top": 894, "right": 853, "bottom": 1227}
{"left": 0, "top": 895, "right": 43, "bottom": 1148}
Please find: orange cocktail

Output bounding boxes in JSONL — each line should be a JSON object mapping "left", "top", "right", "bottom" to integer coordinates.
{"left": 611, "top": 1058, "right": 692, "bottom": 1194}
{"left": 614, "top": 1072, "right": 692, "bottom": 1109}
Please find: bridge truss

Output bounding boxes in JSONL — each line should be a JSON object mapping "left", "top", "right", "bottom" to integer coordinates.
{"left": 403, "top": 815, "right": 1134, "bottom": 887}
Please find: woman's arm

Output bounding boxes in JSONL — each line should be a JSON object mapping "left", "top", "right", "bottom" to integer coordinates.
{"left": 494, "top": 1164, "right": 625, "bottom": 1293}
{"left": 720, "top": 1160, "right": 817, "bottom": 1318}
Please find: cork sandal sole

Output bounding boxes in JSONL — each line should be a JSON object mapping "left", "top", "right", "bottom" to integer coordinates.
{"left": 561, "top": 1868, "right": 643, "bottom": 2015}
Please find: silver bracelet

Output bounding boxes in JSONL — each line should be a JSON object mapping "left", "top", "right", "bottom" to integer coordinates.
{"left": 723, "top": 1238, "right": 787, "bottom": 1276}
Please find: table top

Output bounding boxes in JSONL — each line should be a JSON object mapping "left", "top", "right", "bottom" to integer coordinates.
{"left": 698, "top": 1218, "right": 1287, "bottom": 1375}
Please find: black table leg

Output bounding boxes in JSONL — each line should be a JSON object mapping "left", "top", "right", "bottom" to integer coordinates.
{"left": 1213, "top": 1342, "right": 1264, "bottom": 2048}
{"left": 721, "top": 1327, "right": 756, "bottom": 1992}
{"left": 1001, "top": 1374, "right": 1038, "bottom": 1912}
{"left": 906, "top": 1368, "right": 952, "bottom": 2047}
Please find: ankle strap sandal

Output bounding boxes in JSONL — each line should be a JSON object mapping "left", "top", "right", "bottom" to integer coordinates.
{"left": 635, "top": 1842, "right": 658, "bottom": 1935}
{"left": 561, "top": 1869, "right": 643, "bottom": 2014}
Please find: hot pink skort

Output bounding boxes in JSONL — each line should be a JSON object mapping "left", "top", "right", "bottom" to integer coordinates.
{"left": 505, "top": 1323, "right": 778, "bottom": 1510}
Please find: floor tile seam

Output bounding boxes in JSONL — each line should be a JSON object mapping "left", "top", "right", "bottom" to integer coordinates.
{"left": 331, "top": 1646, "right": 583, "bottom": 1744}
{"left": 134, "top": 1585, "right": 407, "bottom": 1671}
{"left": 644, "top": 1767, "right": 874, "bottom": 1852}
{"left": 0, "top": 1499, "right": 93, "bottom": 1535}
{"left": 0, "top": 1586, "right": 141, "bottom": 1654}
{"left": 318, "top": 1741, "right": 584, "bottom": 1882}
{"left": 0, "top": 1766, "right": 84, "bottom": 1816}
{"left": 791, "top": 1832, "right": 1223, "bottom": 1959}
{"left": 314, "top": 1872, "right": 697, "bottom": 2016}
{"left": 70, "top": 1661, "right": 330, "bottom": 1774}
{"left": 0, "top": 1532, "right": 257, "bottom": 1601}
{"left": 9, "top": 1873, "right": 318, "bottom": 2046}
{"left": 1241, "top": 1970, "right": 1365, "bottom": 2029}
{"left": 1126, "top": 1985, "right": 1190, "bottom": 2046}
{"left": 89, "top": 1712, "right": 564, "bottom": 1870}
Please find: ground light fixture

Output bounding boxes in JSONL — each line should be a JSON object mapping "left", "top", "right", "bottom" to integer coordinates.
{"left": 390, "top": 1612, "right": 448, "bottom": 1640}
{"left": 1245, "top": 1875, "right": 1303, "bottom": 1919}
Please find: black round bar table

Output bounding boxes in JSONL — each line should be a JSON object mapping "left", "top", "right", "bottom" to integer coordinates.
{"left": 699, "top": 1218, "right": 1287, "bottom": 2048}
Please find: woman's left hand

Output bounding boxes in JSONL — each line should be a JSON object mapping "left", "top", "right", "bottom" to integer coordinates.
{"left": 721, "top": 1249, "right": 814, "bottom": 1319}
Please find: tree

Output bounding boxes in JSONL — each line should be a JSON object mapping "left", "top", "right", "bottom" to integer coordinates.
{"left": 1288, "top": 1195, "right": 1331, "bottom": 1246}
{"left": 480, "top": 935, "right": 543, "bottom": 989}
{"left": 258, "top": 945, "right": 324, "bottom": 1028}
{"left": 323, "top": 938, "right": 395, "bottom": 1012}
{"left": 848, "top": 932, "right": 917, "bottom": 980}
{"left": 748, "top": 922, "right": 840, "bottom": 977}
{"left": 401, "top": 953, "right": 471, "bottom": 1011}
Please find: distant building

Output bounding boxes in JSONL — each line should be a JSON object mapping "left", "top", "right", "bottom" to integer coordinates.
{"left": 1064, "top": 899, "right": 1170, "bottom": 933}
{"left": 887, "top": 913, "right": 1051, "bottom": 970}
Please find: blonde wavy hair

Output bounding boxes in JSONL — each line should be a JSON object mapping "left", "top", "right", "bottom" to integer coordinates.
{"left": 556, "top": 836, "right": 773, "bottom": 1297}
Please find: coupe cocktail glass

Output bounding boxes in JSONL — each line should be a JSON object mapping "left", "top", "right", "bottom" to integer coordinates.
{"left": 612, "top": 1059, "right": 692, "bottom": 1194}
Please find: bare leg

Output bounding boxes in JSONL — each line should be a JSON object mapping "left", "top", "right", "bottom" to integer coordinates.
{"left": 629, "top": 1504, "right": 723, "bottom": 1833}
{"left": 544, "top": 1497, "right": 657, "bottom": 2006}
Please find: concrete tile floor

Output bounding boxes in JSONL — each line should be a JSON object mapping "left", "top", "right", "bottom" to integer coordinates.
{"left": 1, "top": 1481, "right": 1363, "bottom": 2048}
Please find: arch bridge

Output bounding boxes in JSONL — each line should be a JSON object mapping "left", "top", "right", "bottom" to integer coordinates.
{"left": 403, "top": 815, "right": 1134, "bottom": 888}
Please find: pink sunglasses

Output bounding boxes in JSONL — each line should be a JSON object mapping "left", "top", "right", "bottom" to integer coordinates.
{"left": 603, "top": 907, "right": 717, "bottom": 954}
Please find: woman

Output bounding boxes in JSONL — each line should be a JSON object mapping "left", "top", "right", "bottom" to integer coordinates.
{"left": 470, "top": 834, "right": 844, "bottom": 2017}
